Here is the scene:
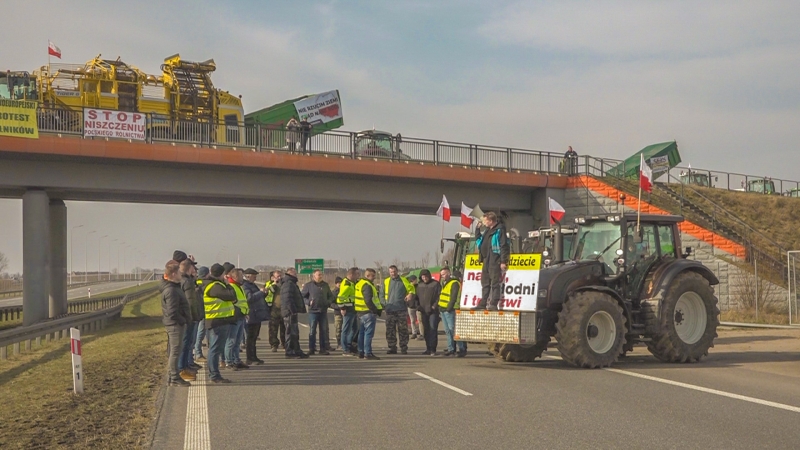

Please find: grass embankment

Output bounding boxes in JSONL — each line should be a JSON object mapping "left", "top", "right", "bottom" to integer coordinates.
{"left": 0, "top": 282, "right": 159, "bottom": 332}
{"left": 0, "top": 292, "right": 166, "bottom": 449}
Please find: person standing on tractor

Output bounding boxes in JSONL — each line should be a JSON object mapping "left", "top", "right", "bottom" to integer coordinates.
{"left": 475, "top": 212, "right": 510, "bottom": 311}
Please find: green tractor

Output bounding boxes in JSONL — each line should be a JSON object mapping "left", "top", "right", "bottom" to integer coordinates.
{"left": 459, "top": 213, "right": 720, "bottom": 368}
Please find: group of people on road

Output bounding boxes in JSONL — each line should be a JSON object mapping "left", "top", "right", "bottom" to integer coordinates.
{"left": 159, "top": 211, "right": 510, "bottom": 385}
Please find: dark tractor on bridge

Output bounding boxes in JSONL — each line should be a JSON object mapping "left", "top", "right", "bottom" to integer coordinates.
{"left": 486, "top": 213, "right": 720, "bottom": 368}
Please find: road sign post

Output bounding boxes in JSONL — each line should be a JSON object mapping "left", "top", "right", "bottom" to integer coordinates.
{"left": 70, "top": 327, "right": 84, "bottom": 394}
{"left": 295, "top": 258, "right": 324, "bottom": 275}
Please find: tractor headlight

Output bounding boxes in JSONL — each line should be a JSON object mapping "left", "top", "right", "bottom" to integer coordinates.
{"left": 542, "top": 250, "right": 550, "bottom": 257}
{"left": 544, "top": 259, "right": 551, "bottom": 266}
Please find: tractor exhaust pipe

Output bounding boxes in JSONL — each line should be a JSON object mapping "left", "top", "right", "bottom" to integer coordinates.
{"left": 553, "top": 221, "right": 564, "bottom": 262}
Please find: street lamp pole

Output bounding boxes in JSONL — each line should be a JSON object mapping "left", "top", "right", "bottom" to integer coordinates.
{"left": 98, "top": 235, "right": 108, "bottom": 283}
{"left": 117, "top": 241, "right": 125, "bottom": 281}
{"left": 85, "top": 230, "right": 96, "bottom": 283}
{"left": 108, "top": 239, "right": 114, "bottom": 281}
{"left": 69, "top": 224, "right": 84, "bottom": 285}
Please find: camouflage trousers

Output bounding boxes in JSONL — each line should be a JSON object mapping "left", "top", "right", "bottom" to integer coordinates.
{"left": 385, "top": 310, "right": 410, "bottom": 351}
{"left": 334, "top": 312, "right": 343, "bottom": 347}
{"left": 268, "top": 307, "right": 285, "bottom": 349}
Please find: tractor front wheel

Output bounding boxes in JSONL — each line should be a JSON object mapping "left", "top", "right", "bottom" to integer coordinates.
{"left": 556, "top": 291, "right": 627, "bottom": 368}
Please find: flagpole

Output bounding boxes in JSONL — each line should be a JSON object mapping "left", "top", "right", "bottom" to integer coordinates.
{"left": 637, "top": 154, "right": 643, "bottom": 232}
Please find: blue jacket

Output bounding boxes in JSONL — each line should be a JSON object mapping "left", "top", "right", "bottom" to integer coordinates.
{"left": 242, "top": 280, "right": 269, "bottom": 323}
{"left": 476, "top": 223, "right": 510, "bottom": 264}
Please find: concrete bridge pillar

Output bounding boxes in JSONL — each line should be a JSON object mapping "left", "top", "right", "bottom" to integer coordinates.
{"left": 22, "top": 190, "right": 50, "bottom": 325}
{"left": 49, "top": 199, "right": 67, "bottom": 318}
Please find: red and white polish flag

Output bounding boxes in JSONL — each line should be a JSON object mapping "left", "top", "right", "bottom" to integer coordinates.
{"left": 460, "top": 202, "right": 474, "bottom": 228}
{"left": 549, "top": 197, "right": 565, "bottom": 224}
{"left": 436, "top": 195, "right": 451, "bottom": 221}
{"left": 640, "top": 153, "right": 653, "bottom": 193}
{"left": 48, "top": 41, "right": 61, "bottom": 59}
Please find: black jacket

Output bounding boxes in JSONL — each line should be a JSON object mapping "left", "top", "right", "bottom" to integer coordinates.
{"left": 280, "top": 274, "right": 305, "bottom": 316}
{"left": 477, "top": 222, "right": 510, "bottom": 264}
{"left": 301, "top": 280, "right": 334, "bottom": 313}
{"left": 330, "top": 286, "right": 340, "bottom": 310}
{"left": 201, "top": 277, "right": 238, "bottom": 329}
{"left": 442, "top": 278, "right": 461, "bottom": 311}
{"left": 415, "top": 279, "right": 441, "bottom": 314}
{"left": 160, "top": 279, "right": 191, "bottom": 327}
{"left": 361, "top": 279, "right": 381, "bottom": 315}
{"left": 181, "top": 274, "right": 203, "bottom": 322}
{"left": 243, "top": 280, "right": 269, "bottom": 323}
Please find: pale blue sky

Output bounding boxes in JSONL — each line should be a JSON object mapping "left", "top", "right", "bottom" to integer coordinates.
{"left": 1, "top": 1, "right": 799, "bottom": 273}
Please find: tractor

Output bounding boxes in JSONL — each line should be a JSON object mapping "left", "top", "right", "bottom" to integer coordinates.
{"left": 460, "top": 213, "right": 720, "bottom": 368}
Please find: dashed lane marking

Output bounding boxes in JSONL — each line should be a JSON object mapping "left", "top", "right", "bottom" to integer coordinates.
{"left": 184, "top": 370, "right": 211, "bottom": 449}
{"left": 414, "top": 372, "right": 473, "bottom": 396}
{"left": 543, "top": 355, "right": 800, "bottom": 414}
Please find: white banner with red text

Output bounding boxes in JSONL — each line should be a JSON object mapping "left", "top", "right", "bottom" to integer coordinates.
{"left": 460, "top": 253, "right": 541, "bottom": 311}
{"left": 83, "top": 108, "right": 146, "bottom": 140}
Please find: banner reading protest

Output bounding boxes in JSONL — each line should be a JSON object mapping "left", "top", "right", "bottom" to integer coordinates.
{"left": 83, "top": 108, "right": 146, "bottom": 140}
{"left": 293, "top": 90, "right": 342, "bottom": 125}
{"left": 460, "top": 253, "right": 541, "bottom": 311}
{"left": 0, "top": 99, "right": 39, "bottom": 139}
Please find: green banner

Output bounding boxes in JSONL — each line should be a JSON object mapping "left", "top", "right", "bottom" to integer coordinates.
{"left": 295, "top": 258, "right": 324, "bottom": 275}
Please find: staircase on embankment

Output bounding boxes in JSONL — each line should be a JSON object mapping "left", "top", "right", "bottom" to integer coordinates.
{"left": 563, "top": 175, "right": 787, "bottom": 310}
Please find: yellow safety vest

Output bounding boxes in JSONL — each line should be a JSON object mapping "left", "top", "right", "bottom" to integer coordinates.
{"left": 438, "top": 279, "right": 460, "bottom": 310}
{"left": 203, "top": 280, "right": 235, "bottom": 319}
{"left": 383, "top": 276, "right": 415, "bottom": 302}
{"left": 337, "top": 279, "right": 356, "bottom": 307}
{"left": 354, "top": 279, "right": 382, "bottom": 312}
{"left": 265, "top": 280, "right": 275, "bottom": 305}
{"left": 231, "top": 283, "right": 249, "bottom": 315}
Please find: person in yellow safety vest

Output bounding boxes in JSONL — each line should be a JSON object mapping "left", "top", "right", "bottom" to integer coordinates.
{"left": 265, "top": 270, "right": 286, "bottom": 352}
{"left": 354, "top": 268, "right": 383, "bottom": 360}
{"left": 203, "top": 263, "right": 238, "bottom": 383}
{"left": 382, "top": 265, "right": 415, "bottom": 355}
{"left": 337, "top": 267, "right": 360, "bottom": 356}
{"left": 224, "top": 268, "right": 250, "bottom": 370}
{"left": 439, "top": 267, "right": 467, "bottom": 357}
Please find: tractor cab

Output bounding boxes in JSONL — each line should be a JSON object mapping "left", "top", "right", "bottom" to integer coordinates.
{"left": 746, "top": 178, "right": 776, "bottom": 194}
{"left": 679, "top": 170, "right": 714, "bottom": 187}
{"left": 354, "top": 130, "right": 409, "bottom": 160}
{"left": 524, "top": 226, "right": 578, "bottom": 266}
{"left": 0, "top": 71, "right": 37, "bottom": 100}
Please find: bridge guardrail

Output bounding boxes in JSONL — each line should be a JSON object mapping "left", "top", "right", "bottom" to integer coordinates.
{"left": 0, "top": 286, "right": 159, "bottom": 360}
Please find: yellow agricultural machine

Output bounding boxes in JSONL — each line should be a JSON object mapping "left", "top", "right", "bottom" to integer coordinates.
{"left": 1, "top": 54, "right": 243, "bottom": 143}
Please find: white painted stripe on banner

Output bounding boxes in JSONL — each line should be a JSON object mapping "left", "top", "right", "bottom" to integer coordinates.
{"left": 414, "top": 372, "right": 473, "bottom": 396}
{"left": 543, "top": 355, "right": 800, "bottom": 414}
{"left": 184, "top": 370, "right": 211, "bottom": 450}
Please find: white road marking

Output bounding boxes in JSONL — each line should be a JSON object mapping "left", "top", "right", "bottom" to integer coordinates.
{"left": 543, "top": 355, "right": 800, "bottom": 414}
{"left": 184, "top": 370, "right": 211, "bottom": 450}
{"left": 377, "top": 318, "right": 386, "bottom": 322}
{"left": 299, "top": 323, "right": 309, "bottom": 328}
{"left": 414, "top": 372, "right": 473, "bottom": 396}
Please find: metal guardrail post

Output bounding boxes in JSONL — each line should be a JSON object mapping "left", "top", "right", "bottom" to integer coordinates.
{"left": 507, "top": 148, "right": 512, "bottom": 171}
{"left": 433, "top": 141, "right": 439, "bottom": 165}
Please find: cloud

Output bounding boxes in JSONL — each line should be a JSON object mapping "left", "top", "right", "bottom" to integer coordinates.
{"left": 479, "top": 1, "right": 800, "bottom": 58}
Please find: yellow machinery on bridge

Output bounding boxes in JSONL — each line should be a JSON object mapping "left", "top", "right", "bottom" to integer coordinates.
{"left": 1, "top": 54, "right": 243, "bottom": 144}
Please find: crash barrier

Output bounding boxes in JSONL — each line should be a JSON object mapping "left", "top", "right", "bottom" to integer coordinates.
{"left": 0, "top": 279, "right": 116, "bottom": 299}
{"left": 0, "top": 282, "right": 159, "bottom": 325}
{"left": 0, "top": 286, "right": 159, "bottom": 360}
{"left": 0, "top": 274, "right": 153, "bottom": 297}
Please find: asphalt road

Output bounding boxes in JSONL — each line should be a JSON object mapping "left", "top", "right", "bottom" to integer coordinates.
{"left": 0, "top": 281, "right": 143, "bottom": 307}
{"left": 152, "top": 317, "right": 800, "bottom": 450}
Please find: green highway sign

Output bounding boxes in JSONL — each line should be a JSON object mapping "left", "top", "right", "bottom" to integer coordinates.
{"left": 295, "top": 258, "right": 324, "bottom": 275}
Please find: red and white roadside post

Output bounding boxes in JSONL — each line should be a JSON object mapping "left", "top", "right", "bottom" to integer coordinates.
{"left": 70, "top": 327, "right": 84, "bottom": 394}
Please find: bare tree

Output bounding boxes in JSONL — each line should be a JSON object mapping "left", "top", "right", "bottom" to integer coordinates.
{"left": 0, "top": 251, "right": 8, "bottom": 274}
{"left": 420, "top": 251, "right": 431, "bottom": 269}
{"left": 373, "top": 259, "right": 385, "bottom": 279}
{"left": 732, "top": 267, "right": 782, "bottom": 314}
{"left": 352, "top": 257, "right": 358, "bottom": 269}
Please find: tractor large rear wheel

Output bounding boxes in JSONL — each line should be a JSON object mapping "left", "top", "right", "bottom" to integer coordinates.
{"left": 556, "top": 291, "right": 626, "bottom": 368}
{"left": 644, "top": 272, "right": 719, "bottom": 363}
{"left": 488, "top": 337, "right": 550, "bottom": 362}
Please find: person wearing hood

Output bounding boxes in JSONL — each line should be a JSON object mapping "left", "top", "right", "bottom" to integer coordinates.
{"left": 224, "top": 266, "right": 250, "bottom": 370}
{"left": 382, "top": 265, "right": 414, "bottom": 354}
{"left": 243, "top": 268, "right": 268, "bottom": 365}
{"left": 193, "top": 266, "right": 210, "bottom": 362}
{"left": 178, "top": 259, "right": 202, "bottom": 377}
{"left": 203, "top": 263, "right": 238, "bottom": 383}
{"left": 160, "top": 260, "right": 192, "bottom": 386}
{"left": 281, "top": 268, "right": 309, "bottom": 358}
{"left": 415, "top": 269, "right": 442, "bottom": 356}
{"left": 302, "top": 269, "right": 335, "bottom": 355}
